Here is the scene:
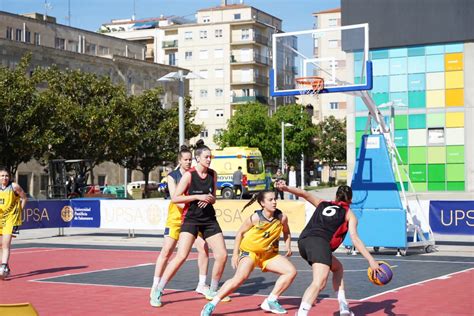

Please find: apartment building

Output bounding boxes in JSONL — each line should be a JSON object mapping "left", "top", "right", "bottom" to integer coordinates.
{"left": 1, "top": 10, "right": 188, "bottom": 197}
{"left": 310, "top": 8, "right": 349, "bottom": 122}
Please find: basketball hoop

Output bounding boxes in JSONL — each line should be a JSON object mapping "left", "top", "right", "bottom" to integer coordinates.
{"left": 295, "top": 76, "right": 325, "bottom": 97}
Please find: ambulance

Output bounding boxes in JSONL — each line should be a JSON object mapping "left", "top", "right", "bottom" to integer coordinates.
{"left": 211, "top": 147, "right": 266, "bottom": 199}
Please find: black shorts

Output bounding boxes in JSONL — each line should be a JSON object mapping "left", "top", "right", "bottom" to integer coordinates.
{"left": 298, "top": 236, "right": 332, "bottom": 267}
{"left": 180, "top": 221, "right": 222, "bottom": 240}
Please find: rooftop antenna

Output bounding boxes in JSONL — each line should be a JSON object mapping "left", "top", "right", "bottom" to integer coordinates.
{"left": 132, "top": 0, "right": 136, "bottom": 20}
{"left": 43, "top": 0, "right": 52, "bottom": 20}
{"left": 65, "top": 0, "right": 71, "bottom": 26}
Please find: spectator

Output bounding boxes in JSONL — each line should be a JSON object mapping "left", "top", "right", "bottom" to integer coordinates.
{"left": 233, "top": 166, "right": 243, "bottom": 199}
{"left": 272, "top": 169, "right": 285, "bottom": 200}
{"left": 287, "top": 166, "right": 299, "bottom": 200}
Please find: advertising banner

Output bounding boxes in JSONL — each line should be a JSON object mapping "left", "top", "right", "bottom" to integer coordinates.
{"left": 21, "top": 200, "right": 72, "bottom": 229}
{"left": 70, "top": 199, "right": 101, "bottom": 228}
{"left": 429, "top": 201, "right": 474, "bottom": 235}
{"left": 215, "top": 200, "right": 306, "bottom": 233}
{"left": 100, "top": 199, "right": 168, "bottom": 230}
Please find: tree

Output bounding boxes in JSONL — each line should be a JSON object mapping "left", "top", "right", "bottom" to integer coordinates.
{"left": 0, "top": 54, "right": 57, "bottom": 175}
{"left": 214, "top": 102, "right": 279, "bottom": 163}
{"left": 313, "top": 116, "right": 347, "bottom": 169}
{"left": 271, "top": 104, "right": 317, "bottom": 167}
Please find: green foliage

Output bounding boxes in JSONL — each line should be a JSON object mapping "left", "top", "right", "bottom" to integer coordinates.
{"left": 314, "top": 116, "right": 347, "bottom": 167}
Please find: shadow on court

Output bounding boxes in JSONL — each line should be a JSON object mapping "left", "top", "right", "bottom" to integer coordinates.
{"left": 342, "top": 299, "right": 400, "bottom": 316}
{"left": 6, "top": 265, "right": 88, "bottom": 280}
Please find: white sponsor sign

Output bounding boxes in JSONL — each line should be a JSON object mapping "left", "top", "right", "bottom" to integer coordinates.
{"left": 100, "top": 199, "right": 170, "bottom": 230}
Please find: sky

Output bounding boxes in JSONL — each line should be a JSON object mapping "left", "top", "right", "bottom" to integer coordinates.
{"left": 0, "top": 0, "right": 340, "bottom": 33}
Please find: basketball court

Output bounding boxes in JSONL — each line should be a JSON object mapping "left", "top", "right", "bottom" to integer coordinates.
{"left": 1, "top": 243, "right": 472, "bottom": 315}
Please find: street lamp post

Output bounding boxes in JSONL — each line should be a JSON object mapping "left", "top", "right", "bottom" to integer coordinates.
{"left": 281, "top": 122, "right": 293, "bottom": 172}
{"left": 158, "top": 70, "right": 202, "bottom": 148}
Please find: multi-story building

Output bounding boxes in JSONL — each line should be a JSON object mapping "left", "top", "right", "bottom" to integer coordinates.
{"left": 1, "top": 11, "right": 188, "bottom": 197}
{"left": 102, "top": 1, "right": 294, "bottom": 148}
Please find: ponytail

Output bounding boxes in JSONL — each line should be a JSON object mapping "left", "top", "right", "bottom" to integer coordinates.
{"left": 241, "top": 194, "right": 258, "bottom": 213}
{"left": 240, "top": 189, "right": 275, "bottom": 213}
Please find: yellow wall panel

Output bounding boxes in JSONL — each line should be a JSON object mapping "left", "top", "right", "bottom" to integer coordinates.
{"left": 426, "top": 90, "right": 445, "bottom": 108}
{"left": 446, "top": 112, "right": 464, "bottom": 128}
{"left": 446, "top": 89, "right": 464, "bottom": 107}
{"left": 445, "top": 53, "right": 463, "bottom": 71}
{"left": 445, "top": 71, "right": 464, "bottom": 89}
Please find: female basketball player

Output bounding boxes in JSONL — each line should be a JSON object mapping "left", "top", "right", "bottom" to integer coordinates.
{"left": 150, "top": 140, "right": 229, "bottom": 307}
{"left": 200, "top": 190, "right": 297, "bottom": 316}
{"left": 150, "top": 145, "right": 211, "bottom": 307}
{"left": 275, "top": 182, "right": 382, "bottom": 316}
{"left": 0, "top": 167, "right": 28, "bottom": 279}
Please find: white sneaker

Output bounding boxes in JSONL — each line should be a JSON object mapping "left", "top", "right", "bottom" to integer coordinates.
{"left": 339, "top": 301, "right": 354, "bottom": 316}
{"left": 261, "top": 298, "right": 287, "bottom": 314}
{"left": 0, "top": 265, "right": 10, "bottom": 280}
{"left": 196, "top": 284, "right": 210, "bottom": 295}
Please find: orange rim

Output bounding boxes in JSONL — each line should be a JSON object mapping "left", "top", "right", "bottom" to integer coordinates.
{"left": 295, "top": 76, "right": 324, "bottom": 92}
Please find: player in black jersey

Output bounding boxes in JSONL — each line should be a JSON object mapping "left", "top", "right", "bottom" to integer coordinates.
{"left": 276, "top": 182, "right": 382, "bottom": 316}
{"left": 150, "top": 140, "right": 229, "bottom": 307}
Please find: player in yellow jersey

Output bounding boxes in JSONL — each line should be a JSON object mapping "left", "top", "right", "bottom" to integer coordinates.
{"left": 0, "top": 167, "right": 27, "bottom": 279}
{"left": 200, "top": 190, "right": 297, "bottom": 315}
{"left": 150, "top": 146, "right": 210, "bottom": 307}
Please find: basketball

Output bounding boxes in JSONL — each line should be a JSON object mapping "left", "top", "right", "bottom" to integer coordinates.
{"left": 367, "top": 261, "right": 393, "bottom": 286}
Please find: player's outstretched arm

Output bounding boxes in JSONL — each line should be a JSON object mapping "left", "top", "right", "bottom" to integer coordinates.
{"left": 275, "top": 180, "right": 322, "bottom": 207}
{"left": 347, "top": 210, "right": 381, "bottom": 272}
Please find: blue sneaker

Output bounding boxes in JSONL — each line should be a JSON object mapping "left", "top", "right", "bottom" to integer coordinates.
{"left": 200, "top": 302, "right": 215, "bottom": 316}
{"left": 149, "top": 287, "right": 163, "bottom": 307}
{"left": 261, "top": 298, "right": 287, "bottom": 314}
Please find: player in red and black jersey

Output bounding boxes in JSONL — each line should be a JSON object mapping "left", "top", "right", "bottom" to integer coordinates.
{"left": 150, "top": 140, "right": 229, "bottom": 307}
{"left": 276, "top": 182, "right": 382, "bottom": 316}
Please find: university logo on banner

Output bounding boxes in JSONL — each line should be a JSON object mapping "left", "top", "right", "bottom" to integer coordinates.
{"left": 429, "top": 201, "right": 474, "bottom": 235}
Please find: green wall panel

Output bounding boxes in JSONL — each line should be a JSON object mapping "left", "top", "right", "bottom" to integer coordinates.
{"left": 394, "top": 130, "right": 408, "bottom": 147}
{"left": 409, "top": 114, "right": 426, "bottom": 129}
{"left": 409, "top": 164, "right": 427, "bottom": 182}
{"left": 412, "top": 182, "right": 427, "bottom": 191}
{"left": 427, "top": 147, "right": 446, "bottom": 163}
{"left": 397, "top": 182, "right": 409, "bottom": 191}
{"left": 355, "top": 117, "right": 367, "bottom": 131}
{"left": 446, "top": 146, "right": 464, "bottom": 163}
{"left": 428, "top": 164, "right": 445, "bottom": 182}
{"left": 409, "top": 147, "right": 427, "bottom": 164}
{"left": 447, "top": 182, "right": 465, "bottom": 191}
{"left": 428, "top": 182, "right": 446, "bottom": 191}
{"left": 373, "top": 92, "right": 389, "bottom": 105}
{"left": 408, "top": 91, "right": 426, "bottom": 108}
{"left": 394, "top": 115, "right": 408, "bottom": 130}
{"left": 355, "top": 131, "right": 364, "bottom": 149}
{"left": 397, "top": 147, "right": 408, "bottom": 164}
{"left": 427, "top": 113, "right": 445, "bottom": 127}
{"left": 446, "top": 164, "right": 464, "bottom": 181}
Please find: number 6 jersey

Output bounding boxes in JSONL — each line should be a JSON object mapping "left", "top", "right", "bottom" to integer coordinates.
{"left": 299, "top": 201, "right": 349, "bottom": 251}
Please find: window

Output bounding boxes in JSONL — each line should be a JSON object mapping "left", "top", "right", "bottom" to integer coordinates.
{"left": 199, "top": 109, "right": 209, "bottom": 118}
{"left": 55, "top": 37, "right": 65, "bottom": 49}
{"left": 185, "top": 51, "right": 193, "bottom": 60}
{"left": 200, "top": 30, "right": 207, "bottom": 39}
{"left": 215, "top": 109, "right": 224, "bottom": 117}
{"left": 6, "top": 27, "right": 12, "bottom": 40}
{"left": 68, "top": 40, "right": 79, "bottom": 52}
{"left": 199, "top": 50, "right": 208, "bottom": 59}
{"left": 215, "top": 68, "right": 224, "bottom": 78}
{"left": 247, "top": 158, "right": 264, "bottom": 174}
{"left": 98, "top": 175, "right": 106, "bottom": 186}
{"left": 86, "top": 42, "right": 96, "bottom": 55}
{"left": 234, "top": 13, "right": 241, "bottom": 20}
{"left": 168, "top": 53, "right": 176, "bottom": 66}
{"left": 15, "top": 28, "right": 22, "bottom": 41}
{"left": 40, "top": 174, "right": 49, "bottom": 191}
{"left": 329, "top": 102, "right": 339, "bottom": 109}
{"left": 214, "top": 48, "right": 223, "bottom": 58}
{"left": 25, "top": 30, "right": 31, "bottom": 43}
{"left": 215, "top": 29, "right": 223, "bottom": 38}
{"left": 200, "top": 130, "right": 209, "bottom": 138}
{"left": 18, "top": 174, "right": 28, "bottom": 193}
{"left": 328, "top": 18, "right": 338, "bottom": 27}
{"left": 203, "top": 16, "right": 210, "bottom": 23}
{"left": 184, "top": 31, "right": 193, "bottom": 40}
{"left": 428, "top": 128, "right": 445, "bottom": 145}
{"left": 200, "top": 89, "right": 208, "bottom": 98}
{"left": 328, "top": 40, "right": 339, "bottom": 49}
{"left": 199, "top": 70, "right": 208, "bottom": 79}
{"left": 98, "top": 45, "right": 109, "bottom": 55}
{"left": 215, "top": 88, "right": 223, "bottom": 97}
{"left": 241, "top": 29, "right": 250, "bottom": 40}
{"left": 34, "top": 32, "right": 41, "bottom": 45}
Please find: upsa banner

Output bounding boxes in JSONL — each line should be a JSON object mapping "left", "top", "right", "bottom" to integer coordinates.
{"left": 70, "top": 199, "right": 101, "bottom": 228}
{"left": 214, "top": 200, "right": 307, "bottom": 233}
{"left": 429, "top": 201, "right": 474, "bottom": 235}
{"left": 21, "top": 200, "right": 72, "bottom": 229}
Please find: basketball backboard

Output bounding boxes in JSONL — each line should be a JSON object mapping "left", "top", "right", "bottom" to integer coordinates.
{"left": 270, "top": 23, "right": 372, "bottom": 96}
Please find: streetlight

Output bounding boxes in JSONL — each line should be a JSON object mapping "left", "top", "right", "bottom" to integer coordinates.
{"left": 157, "top": 70, "right": 202, "bottom": 147}
{"left": 281, "top": 122, "right": 294, "bottom": 172}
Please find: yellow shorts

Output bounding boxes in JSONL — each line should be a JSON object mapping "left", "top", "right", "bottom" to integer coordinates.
{"left": 0, "top": 211, "right": 21, "bottom": 236}
{"left": 239, "top": 250, "right": 279, "bottom": 272}
{"left": 163, "top": 224, "right": 181, "bottom": 241}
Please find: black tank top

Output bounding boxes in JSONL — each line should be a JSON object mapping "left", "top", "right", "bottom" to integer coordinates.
{"left": 182, "top": 167, "right": 216, "bottom": 223}
{"left": 299, "top": 200, "right": 349, "bottom": 251}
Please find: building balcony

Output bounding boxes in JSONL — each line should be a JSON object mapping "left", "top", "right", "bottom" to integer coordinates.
{"left": 231, "top": 75, "right": 269, "bottom": 86}
{"left": 232, "top": 95, "right": 268, "bottom": 104}
{"left": 230, "top": 54, "right": 270, "bottom": 65}
{"left": 162, "top": 40, "right": 178, "bottom": 49}
{"left": 231, "top": 34, "right": 270, "bottom": 46}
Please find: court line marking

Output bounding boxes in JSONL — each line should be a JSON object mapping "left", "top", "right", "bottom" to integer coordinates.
{"left": 10, "top": 248, "right": 68, "bottom": 255}
{"left": 359, "top": 267, "right": 474, "bottom": 301}
{"left": 333, "top": 256, "right": 474, "bottom": 265}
